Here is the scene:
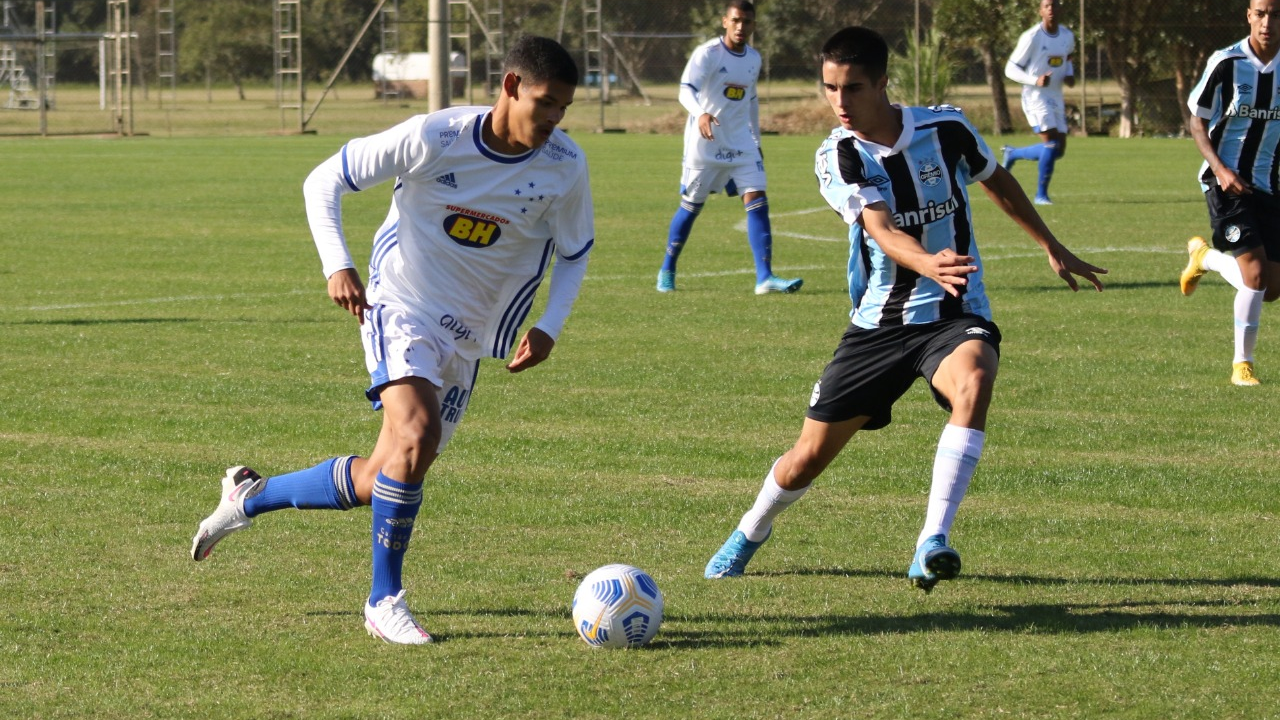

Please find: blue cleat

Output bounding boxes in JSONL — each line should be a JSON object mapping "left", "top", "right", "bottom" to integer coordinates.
{"left": 1000, "top": 145, "right": 1015, "bottom": 170}
{"left": 907, "top": 533, "right": 962, "bottom": 593}
{"left": 656, "top": 269, "right": 676, "bottom": 293}
{"left": 1033, "top": 195, "right": 1053, "bottom": 206}
{"left": 705, "top": 529, "right": 770, "bottom": 578}
{"left": 754, "top": 275, "right": 803, "bottom": 295}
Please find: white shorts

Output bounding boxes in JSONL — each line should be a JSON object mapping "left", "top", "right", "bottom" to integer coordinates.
{"left": 361, "top": 302, "right": 479, "bottom": 450}
{"left": 680, "top": 161, "right": 767, "bottom": 204}
{"left": 1021, "top": 90, "right": 1068, "bottom": 134}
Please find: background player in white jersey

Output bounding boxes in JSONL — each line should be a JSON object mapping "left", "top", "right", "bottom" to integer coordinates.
{"left": 704, "top": 26, "right": 1104, "bottom": 592}
{"left": 1002, "top": 0, "right": 1075, "bottom": 205}
{"left": 1180, "top": 0, "right": 1280, "bottom": 386}
{"left": 190, "top": 36, "right": 594, "bottom": 644}
{"left": 656, "top": 0, "right": 802, "bottom": 295}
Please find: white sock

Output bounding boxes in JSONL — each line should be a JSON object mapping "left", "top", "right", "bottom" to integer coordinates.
{"left": 737, "top": 459, "right": 809, "bottom": 542}
{"left": 917, "top": 424, "right": 984, "bottom": 548}
{"left": 1204, "top": 249, "right": 1247, "bottom": 291}
{"left": 1234, "top": 287, "right": 1265, "bottom": 363}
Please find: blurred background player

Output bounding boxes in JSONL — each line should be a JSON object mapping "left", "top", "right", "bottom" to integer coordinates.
{"left": 1002, "top": 0, "right": 1075, "bottom": 205}
{"left": 190, "top": 36, "right": 594, "bottom": 644}
{"left": 656, "top": 0, "right": 802, "bottom": 295}
{"left": 704, "top": 26, "right": 1104, "bottom": 592}
{"left": 1179, "top": 0, "right": 1280, "bottom": 386}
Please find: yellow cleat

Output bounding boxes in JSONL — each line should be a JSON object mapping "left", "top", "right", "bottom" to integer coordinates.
{"left": 1232, "top": 361, "right": 1261, "bottom": 386}
{"left": 1180, "top": 236, "right": 1210, "bottom": 296}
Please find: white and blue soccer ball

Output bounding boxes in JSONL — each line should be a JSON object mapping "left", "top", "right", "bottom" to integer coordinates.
{"left": 572, "top": 564, "right": 663, "bottom": 648}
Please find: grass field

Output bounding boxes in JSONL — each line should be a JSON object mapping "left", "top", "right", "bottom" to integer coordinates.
{"left": 2, "top": 123, "right": 1279, "bottom": 719}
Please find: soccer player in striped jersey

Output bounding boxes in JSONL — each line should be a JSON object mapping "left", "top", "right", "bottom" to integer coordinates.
{"left": 704, "top": 26, "right": 1104, "bottom": 592}
{"left": 190, "top": 36, "right": 594, "bottom": 644}
{"left": 1179, "top": 0, "right": 1280, "bottom": 386}
{"left": 655, "top": 0, "right": 802, "bottom": 295}
{"left": 1001, "top": 0, "right": 1075, "bottom": 205}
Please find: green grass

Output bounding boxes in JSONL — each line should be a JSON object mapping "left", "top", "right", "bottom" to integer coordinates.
{"left": 2, "top": 128, "right": 1278, "bottom": 719}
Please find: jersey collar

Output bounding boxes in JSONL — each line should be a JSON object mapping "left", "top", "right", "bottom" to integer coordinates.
{"left": 719, "top": 38, "right": 748, "bottom": 56}
{"left": 473, "top": 111, "right": 539, "bottom": 164}
{"left": 854, "top": 105, "right": 915, "bottom": 158}
{"left": 1242, "top": 38, "right": 1280, "bottom": 74}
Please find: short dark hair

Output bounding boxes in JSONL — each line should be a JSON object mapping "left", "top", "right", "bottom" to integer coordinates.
{"left": 504, "top": 35, "right": 579, "bottom": 87}
{"left": 820, "top": 27, "right": 889, "bottom": 81}
{"left": 726, "top": 0, "right": 755, "bottom": 14}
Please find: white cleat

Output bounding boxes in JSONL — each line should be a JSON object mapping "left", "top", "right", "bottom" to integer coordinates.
{"left": 364, "top": 590, "right": 433, "bottom": 645}
{"left": 190, "top": 466, "right": 264, "bottom": 561}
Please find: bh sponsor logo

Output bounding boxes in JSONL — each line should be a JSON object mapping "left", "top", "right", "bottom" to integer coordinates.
{"left": 724, "top": 84, "right": 747, "bottom": 101}
{"left": 443, "top": 205, "right": 508, "bottom": 248}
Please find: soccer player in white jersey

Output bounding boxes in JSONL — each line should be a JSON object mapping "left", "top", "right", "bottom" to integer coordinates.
{"left": 704, "top": 26, "right": 1105, "bottom": 592}
{"left": 1180, "top": 0, "right": 1280, "bottom": 386}
{"left": 655, "top": 0, "right": 802, "bottom": 295}
{"left": 1001, "top": 0, "right": 1075, "bottom": 205}
{"left": 190, "top": 36, "right": 594, "bottom": 644}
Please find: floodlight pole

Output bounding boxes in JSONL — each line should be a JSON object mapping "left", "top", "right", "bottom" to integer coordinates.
{"left": 428, "top": 0, "right": 448, "bottom": 112}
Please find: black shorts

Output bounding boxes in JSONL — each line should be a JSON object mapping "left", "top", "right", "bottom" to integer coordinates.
{"left": 806, "top": 315, "right": 1002, "bottom": 431}
{"left": 1205, "top": 185, "right": 1280, "bottom": 260}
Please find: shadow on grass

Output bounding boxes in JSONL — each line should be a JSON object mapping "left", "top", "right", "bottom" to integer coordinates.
{"left": 762, "top": 565, "right": 1280, "bottom": 588}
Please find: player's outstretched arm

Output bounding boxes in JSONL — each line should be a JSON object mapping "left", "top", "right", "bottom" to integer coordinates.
{"left": 979, "top": 166, "right": 1106, "bottom": 292}
{"left": 507, "top": 327, "right": 555, "bottom": 373}
{"left": 859, "top": 203, "right": 977, "bottom": 297}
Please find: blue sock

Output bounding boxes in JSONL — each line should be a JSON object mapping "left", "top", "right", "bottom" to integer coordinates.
{"left": 1007, "top": 143, "right": 1044, "bottom": 162}
{"left": 1036, "top": 140, "right": 1061, "bottom": 199}
{"left": 661, "top": 201, "right": 702, "bottom": 273}
{"left": 369, "top": 472, "right": 424, "bottom": 604}
{"left": 243, "top": 456, "right": 361, "bottom": 517}
{"left": 745, "top": 198, "right": 773, "bottom": 283}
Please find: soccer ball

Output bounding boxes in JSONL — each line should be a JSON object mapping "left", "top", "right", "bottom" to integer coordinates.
{"left": 571, "top": 564, "right": 663, "bottom": 648}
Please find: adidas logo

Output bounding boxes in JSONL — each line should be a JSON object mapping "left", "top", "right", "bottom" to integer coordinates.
{"left": 719, "top": 66, "right": 729, "bottom": 73}
{"left": 435, "top": 173, "right": 457, "bottom": 188}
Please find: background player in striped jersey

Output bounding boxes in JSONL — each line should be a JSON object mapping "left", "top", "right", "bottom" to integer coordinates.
{"left": 704, "top": 26, "right": 1104, "bottom": 592}
{"left": 190, "top": 36, "right": 594, "bottom": 644}
{"left": 656, "top": 0, "right": 802, "bottom": 295}
{"left": 1001, "top": 0, "right": 1075, "bottom": 206}
{"left": 1180, "top": 0, "right": 1280, "bottom": 386}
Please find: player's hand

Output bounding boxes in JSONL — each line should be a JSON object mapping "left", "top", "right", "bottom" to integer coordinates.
{"left": 507, "top": 327, "right": 555, "bottom": 373}
{"left": 1037, "top": 73, "right": 1053, "bottom": 87}
{"left": 1045, "top": 246, "right": 1107, "bottom": 292}
{"left": 1215, "top": 166, "right": 1252, "bottom": 195}
{"left": 922, "top": 248, "right": 978, "bottom": 298}
{"left": 698, "top": 113, "right": 719, "bottom": 140}
{"left": 327, "top": 268, "right": 371, "bottom": 324}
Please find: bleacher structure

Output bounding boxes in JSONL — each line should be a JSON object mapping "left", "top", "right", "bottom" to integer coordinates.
{"left": 1, "top": 0, "right": 38, "bottom": 110}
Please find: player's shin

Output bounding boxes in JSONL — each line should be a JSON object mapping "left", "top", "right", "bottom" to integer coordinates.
{"left": 369, "top": 472, "right": 424, "bottom": 604}
{"left": 737, "top": 458, "right": 809, "bottom": 542}
{"left": 745, "top": 198, "right": 773, "bottom": 282}
{"left": 242, "top": 455, "right": 363, "bottom": 516}
{"left": 917, "top": 424, "right": 984, "bottom": 547}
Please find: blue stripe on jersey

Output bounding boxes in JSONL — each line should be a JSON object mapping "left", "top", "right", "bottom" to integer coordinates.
{"left": 492, "top": 239, "right": 554, "bottom": 358}
{"left": 681, "top": 82, "right": 699, "bottom": 94}
{"left": 340, "top": 144, "right": 361, "bottom": 192}
{"left": 560, "top": 238, "right": 594, "bottom": 261}
{"left": 368, "top": 222, "right": 399, "bottom": 287}
{"left": 472, "top": 113, "right": 537, "bottom": 164}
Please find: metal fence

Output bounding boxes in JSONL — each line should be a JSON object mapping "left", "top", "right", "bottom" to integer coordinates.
{"left": 0, "top": 0, "right": 1259, "bottom": 137}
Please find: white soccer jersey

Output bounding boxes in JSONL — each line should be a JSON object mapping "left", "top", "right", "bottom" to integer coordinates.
{"left": 1188, "top": 38, "right": 1280, "bottom": 194}
{"left": 679, "top": 38, "right": 761, "bottom": 167}
{"left": 814, "top": 106, "right": 997, "bottom": 329}
{"left": 1005, "top": 23, "right": 1075, "bottom": 99}
{"left": 304, "top": 106, "right": 595, "bottom": 361}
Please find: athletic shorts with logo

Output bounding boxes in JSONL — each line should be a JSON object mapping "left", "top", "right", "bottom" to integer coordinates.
{"left": 680, "top": 160, "right": 766, "bottom": 204}
{"left": 1021, "top": 90, "right": 1068, "bottom": 134}
{"left": 361, "top": 301, "right": 479, "bottom": 451}
{"left": 807, "top": 315, "right": 1002, "bottom": 431}
{"left": 1205, "top": 184, "right": 1280, "bottom": 260}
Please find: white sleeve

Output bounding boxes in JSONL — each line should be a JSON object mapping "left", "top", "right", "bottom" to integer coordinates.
{"left": 1004, "top": 29, "right": 1040, "bottom": 86}
{"left": 816, "top": 136, "right": 883, "bottom": 226}
{"left": 532, "top": 251, "right": 589, "bottom": 341}
{"left": 678, "top": 44, "right": 713, "bottom": 117}
{"left": 750, "top": 92, "right": 760, "bottom": 145}
{"left": 533, "top": 160, "right": 595, "bottom": 340}
{"left": 302, "top": 115, "right": 434, "bottom": 278}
